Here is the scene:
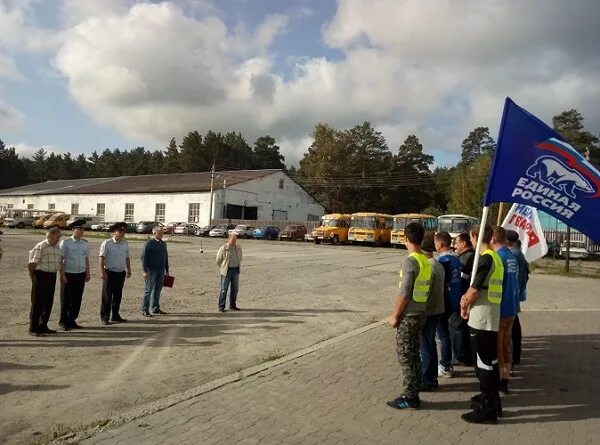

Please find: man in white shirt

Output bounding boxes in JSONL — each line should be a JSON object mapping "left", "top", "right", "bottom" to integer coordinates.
{"left": 59, "top": 219, "right": 90, "bottom": 331}
{"left": 99, "top": 222, "right": 131, "bottom": 325}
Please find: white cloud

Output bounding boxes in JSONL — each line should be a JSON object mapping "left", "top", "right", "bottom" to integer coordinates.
{"left": 9, "top": 142, "right": 71, "bottom": 158}
{"left": 0, "top": 97, "right": 24, "bottom": 131}
{"left": 6, "top": 0, "right": 599, "bottom": 165}
{"left": 0, "top": 53, "right": 23, "bottom": 80}
{"left": 0, "top": 0, "right": 62, "bottom": 52}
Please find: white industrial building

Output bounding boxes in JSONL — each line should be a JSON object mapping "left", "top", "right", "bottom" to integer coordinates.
{"left": 0, "top": 170, "right": 324, "bottom": 226}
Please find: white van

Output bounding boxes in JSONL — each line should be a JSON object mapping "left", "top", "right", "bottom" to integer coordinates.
{"left": 66, "top": 215, "right": 104, "bottom": 229}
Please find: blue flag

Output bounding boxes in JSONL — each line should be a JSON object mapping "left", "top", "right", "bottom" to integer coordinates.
{"left": 485, "top": 98, "right": 600, "bottom": 243}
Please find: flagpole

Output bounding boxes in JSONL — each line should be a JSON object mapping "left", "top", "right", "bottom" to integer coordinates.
{"left": 470, "top": 206, "right": 490, "bottom": 286}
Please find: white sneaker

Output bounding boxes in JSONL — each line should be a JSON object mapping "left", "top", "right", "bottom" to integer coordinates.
{"left": 438, "top": 365, "right": 453, "bottom": 378}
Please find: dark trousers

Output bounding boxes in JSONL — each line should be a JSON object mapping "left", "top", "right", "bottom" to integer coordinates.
{"left": 470, "top": 327, "right": 501, "bottom": 415}
{"left": 449, "top": 312, "right": 473, "bottom": 365}
{"left": 101, "top": 270, "right": 126, "bottom": 321}
{"left": 30, "top": 270, "right": 56, "bottom": 333}
{"left": 60, "top": 272, "right": 86, "bottom": 326}
{"left": 512, "top": 314, "right": 522, "bottom": 364}
{"left": 419, "top": 314, "right": 441, "bottom": 387}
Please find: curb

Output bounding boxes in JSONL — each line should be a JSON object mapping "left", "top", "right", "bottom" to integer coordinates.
{"left": 64, "top": 319, "right": 386, "bottom": 443}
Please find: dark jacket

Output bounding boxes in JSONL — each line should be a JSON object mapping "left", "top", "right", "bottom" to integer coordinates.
{"left": 141, "top": 238, "right": 169, "bottom": 274}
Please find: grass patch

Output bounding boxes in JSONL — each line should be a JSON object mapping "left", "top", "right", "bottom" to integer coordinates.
{"left": 261, "top": 350, "right": 285, "bottom": 363}
{"left": 530, "top": 257, "right": 600, "bottom": 278}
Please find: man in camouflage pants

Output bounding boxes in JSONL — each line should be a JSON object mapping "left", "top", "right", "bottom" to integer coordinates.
{"left": 387, "top": 222, "right": 431, "bottom": 409}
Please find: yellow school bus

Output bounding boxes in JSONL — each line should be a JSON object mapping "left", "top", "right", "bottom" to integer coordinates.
{"left": 312, "top": 213, "right": 351, "bottom": 244}
{"left": 348, "top": 213, "right": 392, "bottom": 246}
{"left": 391, "top": 213, "right": 438, "bottom": 247}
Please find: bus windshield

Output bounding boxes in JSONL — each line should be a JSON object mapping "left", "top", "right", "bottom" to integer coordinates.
{"left": 350, "top": 216, "right": 376, "bottom": 229}
{"left": 393, "top": 218, "right": 421, "bottom": 230}
{"left": 438, "top": 218, "right": 470, "bottom": 233}
{"left": 322, "top": 219, "right": 341, "bottom": 227}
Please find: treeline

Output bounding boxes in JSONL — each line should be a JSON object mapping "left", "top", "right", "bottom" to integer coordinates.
{"left": 0, "top": 109, "right": 597, "bottom": 219}
{"left": 0, "top": 131, "right": 285, "bottom": 187}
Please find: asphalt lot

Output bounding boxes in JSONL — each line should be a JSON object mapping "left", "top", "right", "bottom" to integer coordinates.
{"left": 0, "top": 228, "right": 598, "bottom": 444}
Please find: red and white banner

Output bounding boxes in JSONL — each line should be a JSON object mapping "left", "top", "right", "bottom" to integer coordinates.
{"left": 501, "top": 203, "right": 548, "bottom": 262}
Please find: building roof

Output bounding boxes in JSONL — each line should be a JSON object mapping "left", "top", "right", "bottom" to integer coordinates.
{"left": 0, "top": 170, "right": 279, "bottom": 196}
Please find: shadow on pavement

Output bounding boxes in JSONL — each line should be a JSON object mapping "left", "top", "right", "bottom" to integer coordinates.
{"left": 427, "top": 334, "right": 600, "bottom": 423}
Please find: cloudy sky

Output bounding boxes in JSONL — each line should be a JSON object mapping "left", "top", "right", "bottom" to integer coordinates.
{"left": 1, "top": 0, "right": 599, "bottom": 166}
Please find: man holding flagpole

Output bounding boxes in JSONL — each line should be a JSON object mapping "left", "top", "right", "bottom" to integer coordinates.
{"left": 460, "top": 225, "right": 503, "bottom": 424}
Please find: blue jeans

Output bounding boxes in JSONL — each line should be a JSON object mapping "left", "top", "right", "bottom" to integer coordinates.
{"left": 436, "top": 312, "right": 452, "bottom": 369}
{"left": 141, "top": 271, "right": 164, "bottom": 312}
{"left": 219, "top": 267, "right": 239, "bottom": 309}
{"left": 420, "top": 314, "right": 441, "bottom": 386}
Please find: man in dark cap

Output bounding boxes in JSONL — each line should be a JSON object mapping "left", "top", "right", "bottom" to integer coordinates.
{"left": 99, "top": 222, "right": 131, "bottom": 325}
{"left": 59, "top": 219, "right": 90, "bottom": 331}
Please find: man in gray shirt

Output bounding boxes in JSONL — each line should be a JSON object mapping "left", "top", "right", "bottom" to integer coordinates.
{"left": 387, "top": 222, "right": 430, "bottom": 410}
{"left": 99, "top": 222, "right": 131, "bottom": 325}
{"left": 419, "top": 234, "right": 446, "bottom": 391}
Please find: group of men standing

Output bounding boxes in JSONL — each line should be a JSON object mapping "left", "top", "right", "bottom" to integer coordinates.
{"left": 388, "top": 222, "right": 529, "bottom": 424}
{"left": 27, "top": 220, "right": 171, "bottom": 335}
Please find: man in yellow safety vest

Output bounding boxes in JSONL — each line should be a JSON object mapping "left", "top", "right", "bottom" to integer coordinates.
{"left": 387, "top": 222, "right": 431, "bottom": 410}
{"left": 460, "top": 224, "right": 503, "bottom": 424}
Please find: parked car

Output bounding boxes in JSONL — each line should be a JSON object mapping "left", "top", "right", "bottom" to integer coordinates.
{"left": 195, "top": 224, "right": 216, "bottom": 237}
{"left": 136, "top": 221, "right": 164, "bottom": 234}
{"left": 165, "top": 222, "right": 184, "bottom": 234}
{"left": 174, "top": 223, "right": 198, "bottom": 235}
{"left": 545, "top": 241, "right": 560, "bottom": 258}
{"left": 559, "top": 240, "right": 589, "bottom": 259}
{"left": 126, "top": 223, "right": 137, "bottom": 233}
{"left": 209, "top": 223, "right": 237, "bottom": 238}
{"left": 229, "top": 224, "right": 255, "bottom": 239}
{"left": 101, "top": 222, "right": 115, "bottom": 232}
{"left": 90, "top": 222, "right": 104, "bottom": 231}
{"left": 43, "top": 213, "right": 71, "bottom": 229}
{"left": 33, "top": 213, "right": 64, "bottom": 229}
{"left": 279, "top": 224, "right": 308, "bottom": 241}
{"left": 67, "top": 215, "right": 103, "bottom": 229}
{"left": 253, "top": 226, "right": 280, "bottom": 240}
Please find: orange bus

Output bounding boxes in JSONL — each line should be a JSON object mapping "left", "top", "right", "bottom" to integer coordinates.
{"left": 391, "top": 213, "right": 438, "bottom": 247}
{"left": 312, "top": 213, "right": 351, "bottom": 244}
{"left": 348, "top": 213, "right": 392, "bottom": 247}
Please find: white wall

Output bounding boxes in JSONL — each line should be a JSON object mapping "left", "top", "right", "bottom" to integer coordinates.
{"left": 0, "top": 172, "right": 325, "bottom": 226}
{"left": 0, "top": 192, "right": 212, "bottom": 225}
{"left": 214, "top": 171, "right": 324, "bottom": 221}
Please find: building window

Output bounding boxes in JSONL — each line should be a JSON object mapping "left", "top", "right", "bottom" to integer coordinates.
{"left": 155, "top": 203, "right": 166, "bottom": 223}
{"left": 307, "top": 214, "right": 320, "bottom": 222}
{"left": 48, "top": 203, "right": 55, "bottom": 210}
{"left": 124, "top": 203, "right": 134, "bottom": 222}
{"left": 7, "top": 204, "right": 13, "bottom": 209}
{"left": 71, "top": 203, "right": 79, "bottom": 215}
{"left": 188, "top": 203, "right": 200, "bottom": 223}
{"left": 279, "top": 178, "right": 284, "bottom": 189}
{"left": 97, "top": 203, "right": 106, "bottom": 218}
{"left": 27, "top": 204, "right": 34, "bottom": 209}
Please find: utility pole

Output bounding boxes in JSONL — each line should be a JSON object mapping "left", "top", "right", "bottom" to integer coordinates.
{"left": 208, "top": 162, "right": 215, "bottom": 226}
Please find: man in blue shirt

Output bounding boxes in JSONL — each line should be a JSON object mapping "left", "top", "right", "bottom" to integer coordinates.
{"left": 59, "top": 219, "right": 90, "bottom": 330}
{"left": 140, "top": 226, "right": 170, "bottom": 317}
{"left": 434, "top": 231, "right": 463, "bottom": 377}
{"left": 99, "top": 222, "right": 131, "bottom": 325}
{"left": 506, "top": 230, "right": 529, "bottom": 367}
{"left": 493, "top": 227, "right": 520, "bottom": 394}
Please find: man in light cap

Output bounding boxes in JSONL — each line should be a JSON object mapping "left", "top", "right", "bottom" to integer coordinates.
{"left": 59, "top": 219, "right": 90, "bottom": 330}
{"left": 99, "top": 222, "right": 131, "bottom": 325}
